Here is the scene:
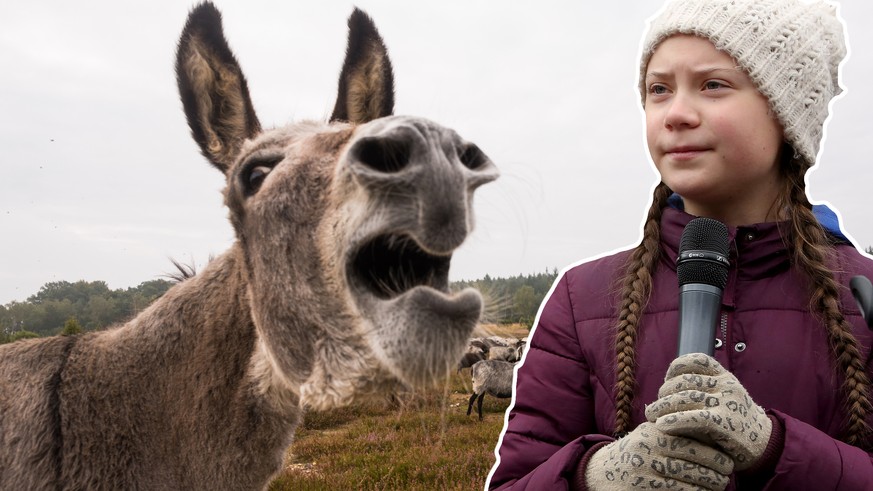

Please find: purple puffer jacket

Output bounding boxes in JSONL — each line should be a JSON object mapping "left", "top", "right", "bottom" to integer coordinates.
{"left": 488, "top": 207, "right": 873, "bottom": 490}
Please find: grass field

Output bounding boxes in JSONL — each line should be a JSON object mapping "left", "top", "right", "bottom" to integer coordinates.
{"left": 267, "top": 324, "right": 528, "bottom": 491}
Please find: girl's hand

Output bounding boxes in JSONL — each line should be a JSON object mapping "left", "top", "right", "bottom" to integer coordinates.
{"left": 583, "top": 422, "right": 733, "bottom": 490}
{"left": 645, "top": 353, "right": 772, "bottom": 471}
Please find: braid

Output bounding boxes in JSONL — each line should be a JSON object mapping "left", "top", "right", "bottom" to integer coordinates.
{"left": 781, "top": 163, "right": 873, "bottom": 448}
{"left": 612, "top": 152, "right": 872, "bottom": 447}
{"left": 613, "top": 182, "right": 672, "bottom": 437}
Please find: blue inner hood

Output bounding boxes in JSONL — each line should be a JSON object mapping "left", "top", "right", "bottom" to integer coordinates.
{"left": 666, "top": 193, "right": 849, "bottom": 243}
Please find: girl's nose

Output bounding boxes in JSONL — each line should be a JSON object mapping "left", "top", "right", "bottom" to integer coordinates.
{"left": 663, "top": 91, "right": 701, "bottom": 130}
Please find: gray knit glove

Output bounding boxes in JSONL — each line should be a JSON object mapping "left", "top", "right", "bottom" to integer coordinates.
{"left": 583, "top": 422, "right": 733, "bottom": 490}
{"left": 645, "top": 353, "right": 772, "bottom": 471}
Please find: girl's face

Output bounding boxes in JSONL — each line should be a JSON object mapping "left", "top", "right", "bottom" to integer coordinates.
{"left": 645, "top": 35, "right": 784, "bottom": 226}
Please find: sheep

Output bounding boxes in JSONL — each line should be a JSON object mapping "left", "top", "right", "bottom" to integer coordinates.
{"left": 483, "top": 336, "right": 516, "bottom": 348}
{"left": 486, "top": 338, "right": 526, "bottom": 362}
{"left": 466, "top": 359, "right": 514, "bottom": 420}
{"left": 456, "top": 337, "right": 490, "bottom": 372}
{"left": 458, "top": 335, "right": 526, "bottom": 370}
{"left": 487, "top": 345, "right": 521, "bottom": 362}
{"left": 458, "top": 349, "right": 488, "bottom": 372}
{"left": 469, "top": 338, "right": 491, "bottom": 352}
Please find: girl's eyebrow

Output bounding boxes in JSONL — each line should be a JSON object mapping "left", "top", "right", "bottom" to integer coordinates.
{"left": 646, "top": 66, "right": 742, "bottom": 80}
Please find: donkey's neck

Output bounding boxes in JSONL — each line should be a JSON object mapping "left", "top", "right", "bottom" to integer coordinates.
{"left": 134, "top": 244, "right": 302, "bottom": 415}
{"left": 75, "top": 244, "right": 301, "bottom": 488}
{"left": 132, "top": 246, "right": 258, "bottom": 382}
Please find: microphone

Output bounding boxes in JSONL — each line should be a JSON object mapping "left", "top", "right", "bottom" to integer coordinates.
{"left": 677, "top": 218, "right": 730, "bottom": 356}
{"left": 850, "top": 275, "right": 873, "bottom": 330}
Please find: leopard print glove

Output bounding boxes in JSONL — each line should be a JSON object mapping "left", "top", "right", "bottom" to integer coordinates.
{"left": 584, "top": 422, "right": 733, "bottom": 491}
{"left": 645, "top": 353, "right": 772, "bottom": 471}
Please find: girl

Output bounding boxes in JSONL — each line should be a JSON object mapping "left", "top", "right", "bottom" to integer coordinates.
{"left": 488, "top": 0, "right": 873, "bottom": 489}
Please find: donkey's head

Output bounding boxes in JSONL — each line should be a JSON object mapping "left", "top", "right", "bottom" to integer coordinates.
{"left": 176, "top": 3, "right": 497, "bottom": 409}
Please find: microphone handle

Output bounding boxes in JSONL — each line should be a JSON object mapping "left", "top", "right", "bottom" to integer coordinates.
{"left": 677, "top": 283, "right": 723, "bottom": 356}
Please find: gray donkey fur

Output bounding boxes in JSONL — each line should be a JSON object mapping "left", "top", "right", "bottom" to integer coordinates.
{"left": 0, "top": 3, "right": 497, "bottom": 490}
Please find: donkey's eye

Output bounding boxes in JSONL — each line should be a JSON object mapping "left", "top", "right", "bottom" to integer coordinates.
{"left": 242, "top": 158, "right": 280, "bottom": 196}
{"left": 250, "top": 165, "right": 271, "bottom": 185}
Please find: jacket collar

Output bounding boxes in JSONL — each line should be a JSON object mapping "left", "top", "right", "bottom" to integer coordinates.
{"left": 660, "top": 207, "right": 790, "bottom": 280}
{"left": 665, "top": 193, "right": 849, "bottom": 241}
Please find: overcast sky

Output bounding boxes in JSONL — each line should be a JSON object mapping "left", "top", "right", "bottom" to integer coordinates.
{"left": 1, "top": 1, "right": 871, "bottom": 305}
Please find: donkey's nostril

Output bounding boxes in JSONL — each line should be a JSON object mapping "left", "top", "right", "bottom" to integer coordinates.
{"left": 459, "top": 144, "right": 488, "bottom": 170}
{"left": 353, "top": 136, "right": 411, "bottom": 173}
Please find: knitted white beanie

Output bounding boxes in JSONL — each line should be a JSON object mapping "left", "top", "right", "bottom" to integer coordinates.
{"left": 639, "top": 0, "right": 847, "bottom": 168}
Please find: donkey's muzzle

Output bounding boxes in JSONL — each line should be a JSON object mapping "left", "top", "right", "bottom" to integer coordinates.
{"left": 345, "top": 116, "right": 498, "bottom": 255}
{"left": 341, "top": 116, "right": 497, "bottom": 387}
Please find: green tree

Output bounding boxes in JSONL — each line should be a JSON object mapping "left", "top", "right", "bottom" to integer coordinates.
{"left": 28, "top": 280, "right": 111, "bottom": 306}
{"left": 41, "top": 299, "right": 76, "bottom": 334}
{"left": 2, "top": 278, "right": 176, "bottom": 335}
{"left": 9, "top": 330, "right": 40, "bottom": 342}
{"left": 131, "top": 279, "right": 174, "bottom": 299}
{"left": 0, "top": 304, "right": 8, "bottom": 335}
{"left": 4, "top": 301, "right": 43, "bottom": 334}
{"left": 86, "top": 295, "right": 117, "bottom": 329}
{"left": 61, "top": 317, "right": 83, "bottom": 336}
{"left": 451, "top": 269, "right": 558, "bottom": 325}
{"left": 513, "top": 285, "right": 539, "bottom": 327}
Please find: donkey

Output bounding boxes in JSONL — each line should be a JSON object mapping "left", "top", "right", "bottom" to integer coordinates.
{"left": 0, "top": 3, "right": 497, "bottom": 490}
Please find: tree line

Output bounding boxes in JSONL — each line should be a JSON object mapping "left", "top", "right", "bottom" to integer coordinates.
{"left": 7, "top": 245, "right": 873, "bottom": 345}
{"left": 0, "top": 279, "right": 174, "bottom": 342}
{"left": 453, "top": 269, "right": 560, "bottom": 327}
{"left": 0, "top": 270, "right": 562, "bottom": 344}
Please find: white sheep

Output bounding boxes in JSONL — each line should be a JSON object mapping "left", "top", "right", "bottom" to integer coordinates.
{"left": 466, "top": 359, "right": 514, "bottom": 420}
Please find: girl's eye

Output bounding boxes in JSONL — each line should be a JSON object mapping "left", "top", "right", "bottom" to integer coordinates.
{"left": 704, "top": 80, "right": 727, "bottom": 90}
{"left": 648, "top": 84, "right": 668, "bottom": 95}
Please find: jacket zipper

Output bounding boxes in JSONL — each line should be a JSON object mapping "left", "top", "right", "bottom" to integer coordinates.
{"left": 715, "top": 312, "right": 728, "bottom": 349}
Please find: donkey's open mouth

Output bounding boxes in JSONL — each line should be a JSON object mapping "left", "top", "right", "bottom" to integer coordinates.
{"left": 350, "top": 233, "right": 452, "bottom": 300}
{"left": 344, "top": 222, "right": 483, "bottom": 388}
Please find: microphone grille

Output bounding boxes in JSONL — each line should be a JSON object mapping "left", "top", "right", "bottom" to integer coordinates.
{"left": 677, "top": 218, "right": 730, "bottom": 288}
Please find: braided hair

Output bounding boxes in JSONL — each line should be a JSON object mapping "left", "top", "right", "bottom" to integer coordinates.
{"left": 777, "top": 149, "right": 872, "bottom": 447}
{"left": 612, "top": 150, "right": 872, "bottom": 447}
{"left": 613, "top": 181, "right": 672, "bottom": 436}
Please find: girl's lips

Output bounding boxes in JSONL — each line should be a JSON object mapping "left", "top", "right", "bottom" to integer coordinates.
{"left": 665, "top": 147, "right": 709, "bottom": 161}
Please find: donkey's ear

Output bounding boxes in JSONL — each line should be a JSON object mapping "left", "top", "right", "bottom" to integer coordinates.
{"left": 330, "top": 9, "right": 395, "bottom": 124}
{"left": 176, "top": 2, "right": 261, "bottom": 174}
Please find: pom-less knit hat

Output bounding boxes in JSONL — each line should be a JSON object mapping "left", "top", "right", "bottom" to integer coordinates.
{"left": 638, "top": 0, "right": 847, "bottom": 169}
